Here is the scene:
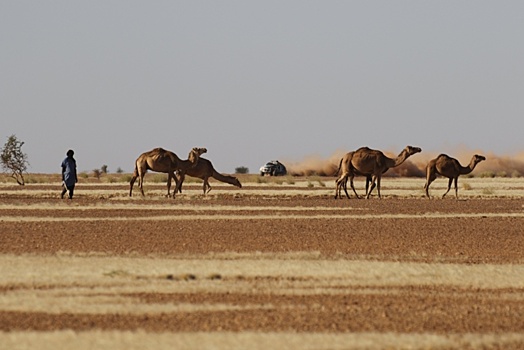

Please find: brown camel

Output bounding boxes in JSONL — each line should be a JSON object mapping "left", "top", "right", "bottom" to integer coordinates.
{"left": 424, "top": 154, "right": 486, "bottom": 199}
{"left": 334, "top": 151, "right": 372, "bottom": 199}
{"left": 175, "top": 157, "right": 242, "bottom": 194}
{"left": 349, "top": 146, "right": 422, "bottom": 199}
{"left": 129, "top": 147, "right": 207, "bottom": 197}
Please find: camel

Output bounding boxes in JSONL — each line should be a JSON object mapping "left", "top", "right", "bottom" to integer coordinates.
{"left": 175, "top": 157, "right": 242, "bottom": 194}
{"left": 349, "top": 146, "right": 422, "bottom": 199}
{"left": 424, "top": 154, "right": 486, "bottom": 199}
{"left": 334, "top": 151, "right": 372, "bottom": 199}
{"left": 129, "top": 147, "right": 207, "bottom": 197}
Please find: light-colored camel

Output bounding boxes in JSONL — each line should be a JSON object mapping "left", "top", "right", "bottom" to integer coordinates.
{"left": 129, "top": 147, "right": 207, "bottom": 197}
{"left": 334, "top": 151, "right": 372, "bottom": 199}
{"left": 424, "top": 154, "right": 486, "bottom": 199}
{"left": 175, "top": 157, "right": 242, "bottom": 194}
{"left": 349, "top": 146, "right": 422, "bottom": 199}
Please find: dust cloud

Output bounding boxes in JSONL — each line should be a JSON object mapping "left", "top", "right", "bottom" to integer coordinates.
{"left": 285, "top": 148, "right": 524, "bottom": 178}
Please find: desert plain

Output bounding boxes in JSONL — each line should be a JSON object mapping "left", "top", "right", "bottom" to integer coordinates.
{"left": 0, "top": 174, "right": 523, "bottom": 349}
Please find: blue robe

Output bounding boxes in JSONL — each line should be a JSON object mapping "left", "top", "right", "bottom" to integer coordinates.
{"left": 61, "top": 157, "right": 77, "bottom": 187}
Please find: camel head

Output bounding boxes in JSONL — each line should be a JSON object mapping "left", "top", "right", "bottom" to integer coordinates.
{"left": 403, "top": 146, "right": 422, "bottom": 157}
{"left": 472, "top": 154, "right": 486, "bottom": 165}
{"left": 192, "top": 147, "right": 207, "bottom": 156}
{"left": 188, "top": 147, "right": 207, "bottom": 164}
{"left": 232, "top": 177, "right": 242, "bottom": 188}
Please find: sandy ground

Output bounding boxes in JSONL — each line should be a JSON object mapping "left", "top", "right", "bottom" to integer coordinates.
{"left": 0, "top": 177, "right": 523, "bottom": 349}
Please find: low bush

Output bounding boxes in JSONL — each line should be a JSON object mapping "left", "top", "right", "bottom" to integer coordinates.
{"left": 478, "top": 171, "right": 495, "bottom": 178}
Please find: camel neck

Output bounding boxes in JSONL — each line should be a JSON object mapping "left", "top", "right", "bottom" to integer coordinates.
{"left": 390, "top": 151, "right": 409, "bottom": 168}
{"left": 459, "top": 159, "right": 477, "bottom": 175}
{"left": 179, "top": 158, "right": 197, "bottom": 170}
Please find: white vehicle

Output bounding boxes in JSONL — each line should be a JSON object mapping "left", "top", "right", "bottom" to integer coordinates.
{"left": 259, "top": 160, "right": 287, "bottom": 176}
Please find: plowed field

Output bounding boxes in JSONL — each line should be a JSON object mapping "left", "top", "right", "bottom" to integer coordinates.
{"left": 1, "top": 176, "right": 523, "bottom": 349}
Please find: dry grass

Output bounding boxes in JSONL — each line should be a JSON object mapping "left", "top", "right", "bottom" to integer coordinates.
{"left": 2, "top": 177, "right": 524, "bottom": 198}
{"left": 2, "top": 212, "right": 524, "bottom": 223}
{"left": 2, "top": 331, "right": 524, "bottom": 350}
{"left": 1, "top": 253, "right": 523, "bottom": 349}
{"left": 1, "top": 253, "right": 523, "bottom": 298}
{"left": 2, "top": 176, "right": 524, "bottom": 349}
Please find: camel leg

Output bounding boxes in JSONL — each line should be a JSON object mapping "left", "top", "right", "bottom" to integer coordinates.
{"left": 139, "top": 173, "right": 145, "bottom": 196}
{"left": 442, "top": 177, "right": 453, "bottom": 198}
{"left": 166, "top": 172, "right": 180, "bottom": 197}
{"left": 336, "top": 174, "right": 350, "bottom": 199}
{"left": 376, "top": 176, "right": 382, "bottom": 199}
{"left": 175, "top": 173, "right": 182, "bottom": 194}
{"left": 334, "top": 173, "right": 352, "bottom": 199}
{"left": 366, "top": 176, "right": 372, "bottom": 195}
{"left": 129, "top": 175, "right": 138, "bottom": 197}
{"left": 334, "top": 178, "right": 341, "bottom": 199}
{"left": 173, "top": 173, "right": 183, "bottom": 198}
{"left": 166, "top": 173, "right": 171, "bottom": 197}
{"left": 166, "top": 173, "right": 173, "bottom": 197}
{"left": 424, "top": 173, "right": 437, "bottom": 199}
{"left": 172, "top": 174, "right": 179, "bottom": 198}
{"left": 133, "top": 165, "right": 147, "bottom": 197}
{"left": 129, "top": 165, "right": 141, "bottom": 197}
{"left": 342, "top": 177, "right": 351, "bottom": 199}
{"left": 349, "top": 175, "right": 360, "bottom": 199}
{"left": 334, "top": 175, "right": 345, "bottom": 199}
{"left": 454, "top": 177, "right": 459, "bottom": 199}
{"left": 366, "top": 176, "right": 377, "bottom": 199}
{"left": 204, "top": 179, "right": 212, "bottom": 194}
{"left": 367, "top": 176, "right": 376, "bottom": 197}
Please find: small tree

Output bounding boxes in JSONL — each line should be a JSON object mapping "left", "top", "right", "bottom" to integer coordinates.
{"left": 101, "top": 165, "right": 108, "bottom": 174}
{"left": 93, "top": 168, "right": 102, "bottom": 180}
{"left": 1, "top": 135, "right": 29, "bottom": 185}
{"left": 235, "top": 166, "right": 249, "bottom": 174}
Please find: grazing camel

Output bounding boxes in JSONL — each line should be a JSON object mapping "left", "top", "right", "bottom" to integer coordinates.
{"left": 334, "top": 151, "right": 372, "bottom": 199}
{"left": 129, "top": 147, "right": 207, "bottom": 197}
{"left": 175, "top": 157, "right": 242, "bottom": 194}
{"left": 424, "top": 154, "right": 486, "bottom": 199}
{"left": 350, "top": 146, "right": 422, "bottom": 199}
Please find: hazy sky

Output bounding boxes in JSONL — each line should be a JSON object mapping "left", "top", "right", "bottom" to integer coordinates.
{"left": 2, "top": 1, "right": 523, "bottom": 174}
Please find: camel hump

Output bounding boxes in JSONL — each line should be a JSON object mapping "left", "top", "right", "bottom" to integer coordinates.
{"left": 356, "top": 146, "right": 372, "bottom": 152}
{"left": 148, "top": 147, "right": 165, "bottom": 155}
{"left": 148, "top": 148, "right": 170, "bottom": 162}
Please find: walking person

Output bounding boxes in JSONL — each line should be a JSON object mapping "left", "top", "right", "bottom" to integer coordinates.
{"left": 61, "top": 149, "right": 78, "bottom": 199}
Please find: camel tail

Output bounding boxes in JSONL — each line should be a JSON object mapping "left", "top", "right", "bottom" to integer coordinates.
{"left": 132, "top": 162, "right": 139, "bottom": 178}
{"left": 212, "top": 170, "right": 242, "bottom": 188}
{"left": 334, "top": 158, "right": 343, "bottom": 176}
